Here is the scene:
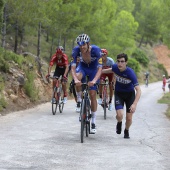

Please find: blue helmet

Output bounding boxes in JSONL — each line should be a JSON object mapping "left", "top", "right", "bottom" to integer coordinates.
{"left": 76, "top": 34, "right": 90, "bottom": 46}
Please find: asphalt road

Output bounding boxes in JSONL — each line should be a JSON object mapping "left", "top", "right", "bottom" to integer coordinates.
{"left": 0, "top": 81, "right": 170, "bottom": 170}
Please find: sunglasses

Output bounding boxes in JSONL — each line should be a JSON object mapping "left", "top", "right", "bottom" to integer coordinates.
{"left": 117, "top": 60, "right": 126, "bottom": 63}
{"left": 77, "top": 41, "right": 86, "bottom": 46}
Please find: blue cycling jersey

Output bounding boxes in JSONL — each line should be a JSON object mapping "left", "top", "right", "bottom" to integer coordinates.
{"left": 71, "top": 45, "right": 102, "bottom": 68}
{"left": 112, "top": 64, "right": 139, "bottom": 92}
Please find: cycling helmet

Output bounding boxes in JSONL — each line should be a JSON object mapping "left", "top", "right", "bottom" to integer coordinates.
{"left": 56, "top": 46, "right": 64, "bottom": 54}
{"left": 76, "top": 33, "right": 90, "bottom": 46}
{"left": 101, "top": 49, "right": 108, "bottom": 55}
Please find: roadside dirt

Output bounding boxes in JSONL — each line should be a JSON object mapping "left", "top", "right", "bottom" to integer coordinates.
{"left": 153, "top": 45, "right": 170, "bottom": 75}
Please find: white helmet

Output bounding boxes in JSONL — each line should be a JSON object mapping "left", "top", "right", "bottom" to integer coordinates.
{"left": 76, "top": 33, "right": 90, "bottom": 46}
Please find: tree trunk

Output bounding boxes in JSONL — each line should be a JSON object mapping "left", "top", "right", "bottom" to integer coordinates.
{"left": 14, "top": 20, "right": 18, "bottom": 53}
{"left": 1, "top": 3, "right": 6, "bottom": 48}
{"left": 49, "top": 37, "right": 54, "bottom": 60}
{"left": 63, "top": 37, "right": 66, "bottom": 51}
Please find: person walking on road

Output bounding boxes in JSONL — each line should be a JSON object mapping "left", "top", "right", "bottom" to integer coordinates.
{"left": 102, "top": 53, "right": 141, "bottom": 138}
{"left": 162, "top": 75, "right": 166, "bottom": 93}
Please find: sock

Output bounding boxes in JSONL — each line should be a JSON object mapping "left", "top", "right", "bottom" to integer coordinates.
{"left": 91, "top": 111, "right": 96, "bottom": 124}
{"left": 76, "top": 91, "right": 82, "bottom": 102}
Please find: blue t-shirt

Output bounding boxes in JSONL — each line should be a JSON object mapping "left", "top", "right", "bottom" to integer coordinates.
{"left": 112, "top": 64, "right": 139, "bottom": 92}
{"left": 71, "top": 45, "right": 102, "bottom": 69}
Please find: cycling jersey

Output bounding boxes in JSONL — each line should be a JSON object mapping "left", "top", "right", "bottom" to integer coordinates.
{"left": 102, "top": 57, "right": 115, "bottom": 69}
{"left": 49, "top": 53, "right": 69, "bottom": 68}
{"left": 71, "top": 45, "right": 102, "bottom": 68}
{"left": 112, "top": 64, "right": 139, "bottom": 92}
{"left": 71, "top": 45, "right": 102, "bottom": 90}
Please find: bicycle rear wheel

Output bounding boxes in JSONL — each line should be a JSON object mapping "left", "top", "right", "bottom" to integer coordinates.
{"left": 52, "top": 87, "right": 58, "bottom": 115}
{"left": 103, "top": 92, "right": 107, "bottom": 120}
{"left": 59, "top": 87, "right": 64, "bottom": 113}
{"left": 80, "top": 99, "right": 85, "bottom": 143}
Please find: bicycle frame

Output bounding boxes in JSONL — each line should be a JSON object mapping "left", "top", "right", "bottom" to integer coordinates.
{"left": 80, "top": 78, "right": 94, "bottom": 143}
{"left": 51, "top": 75, "right": 64, "bottom": 115}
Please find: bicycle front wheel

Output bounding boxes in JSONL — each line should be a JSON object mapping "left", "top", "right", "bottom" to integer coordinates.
{"left": 52, "top": 87, "right": 58, "bottom": 115}
{"left": 80, "top": 99, "right": 86, "bottom": 143}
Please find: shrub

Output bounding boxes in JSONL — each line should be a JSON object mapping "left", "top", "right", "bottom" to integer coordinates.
{"left": 131, "top": 48, "right": 149, "bottom": 66}
{"left": 127, "top": 58, "right": 140, "bottom": 74}
{"left": 24, "top": 71, "right": 38, "bottom": 102}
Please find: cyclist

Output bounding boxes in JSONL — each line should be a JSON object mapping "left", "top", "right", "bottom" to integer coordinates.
{"left": 98, "top": 48, "right": 115, "bottom": 111}
{"left": 46, "top": 46, "right": 69, "bottom": 104}
{"left": 144, "top": 71, "right": 149, "bottom": 87}
{"left": 102, "top": 53, "right": 141, "bottom": 139}
{"left": 71, "top": 33, "right": 102, "bottom": 133}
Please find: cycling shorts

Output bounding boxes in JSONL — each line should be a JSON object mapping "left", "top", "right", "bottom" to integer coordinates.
{"left": 114, "top": 90, "right": 135, "bottom": 113}
{"left": 76, "top": 65, "right": 99, "bottom": 90}
{"left": 53, "top": 67, "right": 67, "bottom": 79}
{"left": 100, "top": 73, "right": 114, "bottom": 83}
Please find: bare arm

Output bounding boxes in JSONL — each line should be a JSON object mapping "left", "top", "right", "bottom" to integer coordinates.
{"left": 64, "top": 64, "right": 69, "bottom": 77}
{"left": 93, "top": 67, "right": 102, "bottom": 83}
{"left": 48, "top": 65, "right": 53, "bottom": 75}
{"left": 129, "top": 85, "right": 141, "bottom": 113}
{"left": 71, "top": 65, "right": 79, "bottom": 82}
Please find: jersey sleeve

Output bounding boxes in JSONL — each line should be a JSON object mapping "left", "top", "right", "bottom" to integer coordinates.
{"left": 49, "top": 54, "right": 57, "bottom": 66}
{"left": 129, "top": 68, "right": 139, "bottom": 87}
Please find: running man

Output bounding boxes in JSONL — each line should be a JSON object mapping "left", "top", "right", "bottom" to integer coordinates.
{"left": 46, "top": 46, "right": 69, "bottom": 104}
{"left": 71, "top": 33, "right": 102, "bottom": 133}
{"left": 162, "top": 75, "right": 166, "bottom": 93}
{"left": 102, "top": 53, "right": 141, "bottom": 138}
{"left": 98, "top": 48, "right": 115, "bottom": 111}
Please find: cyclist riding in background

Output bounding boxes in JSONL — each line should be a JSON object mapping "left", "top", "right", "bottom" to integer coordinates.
{"left": 46, "top": 46, "right": 69, "bottom": 104}
{"left": 144, "top": 71, "right": 149, "bottom": 86}
{"left": 71, "top": 33, "right": 102, "bottom": 133}
{"left": 98, "top": 48, "right": 115, "bottom": 111}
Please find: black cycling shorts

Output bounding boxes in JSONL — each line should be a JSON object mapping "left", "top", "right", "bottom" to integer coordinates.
{"left": 53, "top": 67, "right": 65, "bottom": 78}
{"left": 114, "top": 90, "right": 135, "bottom": 113}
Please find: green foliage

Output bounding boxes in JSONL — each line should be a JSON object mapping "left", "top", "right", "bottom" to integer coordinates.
{"left": 24, "top": 71, "right": 38, "bottom": 102}
{"left": 0, "top": 96, "right": 7, "bottom": 112}
{"left": 0, "top": 75, "right": 7, "bottom": 111}
{"left": 131, "top": 48, "right": 149, "bottom": 66}
{"left": 157, "top": 63, "right": 168, "bottom": 77}
{"left": 0, "top": 55, "right": 9, "bottom": 72}
{"left": 127, "top": 57, "right": 140, "bottom": 74}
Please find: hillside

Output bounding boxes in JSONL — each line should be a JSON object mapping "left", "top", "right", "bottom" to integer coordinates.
{"left": 153, "top": 45, "right": 170, "bottom": 75}
{"left": 0, "top": 45, "right": 170, "bottom": 115}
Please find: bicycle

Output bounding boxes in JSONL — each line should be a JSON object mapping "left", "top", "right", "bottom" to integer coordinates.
{"left": 50, "top": 75, "right": 65, "bottom": 115}
{"left": 145, "top": 77, "right": 149, "bottom": 87}
{"left": 99, "top": 78, "right": 109, "bottom": 119}
{"left": 79, "top": 76, "right": 95, "bottom": 143}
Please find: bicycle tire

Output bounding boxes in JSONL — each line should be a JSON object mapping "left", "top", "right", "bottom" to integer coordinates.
{"left": 86, "top": 98, "right": 91, "bottom": 135}
{"left": 80, "top": 98, "right": 85, "bottom": 143}
{"left": 103, "top": 90, "right": 107, "bottom": 120}
{"left": 52, "top": 87, "right": 58, "bottom": 115}
{"left": 59, "top": 87, "right": 64, "bottom": 113}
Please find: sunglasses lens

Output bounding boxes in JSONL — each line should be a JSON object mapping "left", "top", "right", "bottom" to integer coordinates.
{"left": 77, "top": 41, "right": 85, "bottom": 46}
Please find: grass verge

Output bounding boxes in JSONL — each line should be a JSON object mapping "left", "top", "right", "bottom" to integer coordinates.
{"left": 158, "top": 92, "right": 170, "bottom": 118}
